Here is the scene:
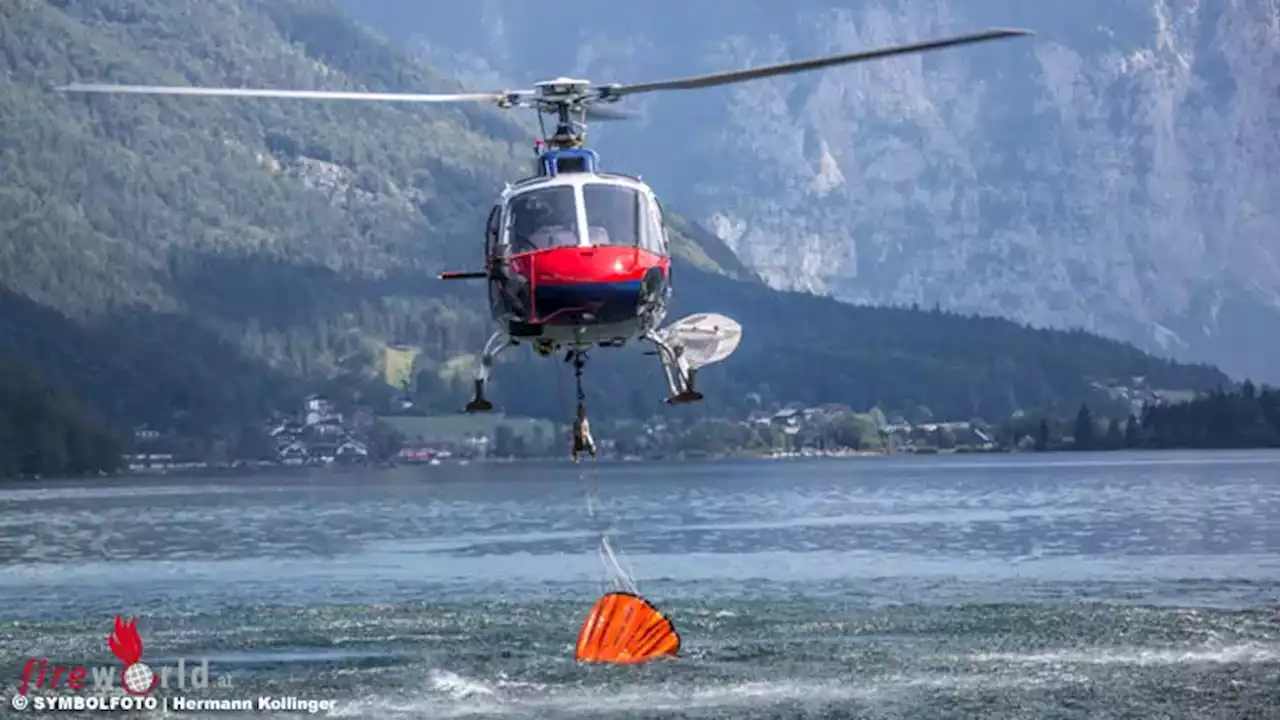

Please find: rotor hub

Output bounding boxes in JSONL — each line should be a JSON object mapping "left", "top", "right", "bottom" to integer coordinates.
{"left": 534, "top": 77, "right": 592, "bottom": 101}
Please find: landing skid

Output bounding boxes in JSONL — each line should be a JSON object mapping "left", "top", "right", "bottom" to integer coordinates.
{"left": 465, "top": 330, "right": 515, "bottom": 413}
{"left": 464, "top": 314, "right": 739, "bottom": 413}
{"left": 642, "top": 330, "right": 702, "bottom": 405}
{"left": 465, "top": 328, "right": 702, "bottom": 412}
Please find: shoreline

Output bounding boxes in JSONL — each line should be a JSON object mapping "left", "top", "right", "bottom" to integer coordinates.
{"left": 7, "top": 446, "right": 1280, "bottom": 483}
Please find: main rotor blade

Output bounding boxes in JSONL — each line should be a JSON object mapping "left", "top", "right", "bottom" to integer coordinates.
{"left": 57, "top": 83, "right": 525, "bottom": 104}
{"left": 583, "top": 104, "right": 639, "bottom": 121}
{"left": 602, "top": 27, "right": 1032, "bottom": 97}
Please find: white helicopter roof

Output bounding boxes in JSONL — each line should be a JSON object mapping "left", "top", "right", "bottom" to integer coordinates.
{"left": 501, "top": 169, "right": 653, "bottom": 202}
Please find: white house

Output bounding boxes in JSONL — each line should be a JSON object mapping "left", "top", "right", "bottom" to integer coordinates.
{"left": 336, "top": 440, "right": 369, "bottom": 462}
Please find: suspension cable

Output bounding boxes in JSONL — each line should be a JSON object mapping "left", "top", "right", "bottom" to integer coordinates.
{"left": 568, "top": 349, "right": 637, "bottom": 595}
{"left": 573, "top": 350, "right": 587, "bottom": 405}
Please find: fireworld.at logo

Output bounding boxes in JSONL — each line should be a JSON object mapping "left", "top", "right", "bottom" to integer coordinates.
{"left": 109, "top": 616, "right": 156, "bottom": 695}
{"left": 17, "top": 615, "right": 226, "bottom": 696}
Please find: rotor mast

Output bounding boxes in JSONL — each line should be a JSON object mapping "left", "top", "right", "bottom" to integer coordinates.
{"left": 530, "top": 78, "right": 595, "bottom": 150}
{"left": 548, "top": 102, "right": 583, "bottom": 149}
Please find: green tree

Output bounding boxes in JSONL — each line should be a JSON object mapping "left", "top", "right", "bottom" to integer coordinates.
{"left": 1124, "top": 413, "right": 1142, "bottom": 448}
{"left": 1034, "top": 418, "right": 1050, "bottom": 452}
{"left": 367, "top": 420, "right": 405, "bottom": 461}
{"left": 993, "top": 386, "right": 1280, "bottom": 453}
{"left": 0, "top": 414, "right": 17, "bottom": 478}
{"left": 509, "top": 433, "right": 529, "bottom": 457}
{"left": 1136, "top": 382, "right": 1279, "bottom": 449}
{"left": 830, "top": 414, "right": 868, "bottom": 449}
{"left": 233, "top": 425, "right": 275, "bottom": 460}
{"left": 1104, "top": 417, "right": 1124, "bottom": 450}
{"left": 0, "top": 358, "right": 123, "bottom": 479}
{"left": 1073, "top": 404, "right": 1097, "bottom": 450}
{"left": 527, "top": 424, "right": 552, "bottom": 457}
{"left": 933, "top": 426, "right": 957, "bottom": 450}
{"left": 493, "top": 425, "right": 518, "bottom": 457}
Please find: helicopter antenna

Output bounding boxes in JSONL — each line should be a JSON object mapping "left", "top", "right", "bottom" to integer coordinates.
{"left": 57, "top": 27, "right": 1031, "bottom": 151}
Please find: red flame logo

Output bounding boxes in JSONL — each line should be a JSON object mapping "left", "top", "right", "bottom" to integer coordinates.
{"left": 108, "top": 615, "right": 143, "bottom": 665}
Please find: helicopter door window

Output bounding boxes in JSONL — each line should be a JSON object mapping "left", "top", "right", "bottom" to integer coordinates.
{"left": 506, "top": 185, "right": 581, "bottom": 254}
{"left": 642, "top": 196, "right": 668, "bottom": 254}
{"left": 639, "top": 195, "right": 666, "bottom": 254}
{"left": 484, "top": 205, "right": 501, "bottom": 259}
{"left": 582, "top": 183, "right": 640, "bottom": 248}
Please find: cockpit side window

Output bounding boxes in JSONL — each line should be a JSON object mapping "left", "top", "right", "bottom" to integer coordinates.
{"left": 484, "top": 204, "right": 501, "bottom": 261}
{"left": 647, "top": 197, "right": 669, "bottom": 254}
{"left": 582, "top": 183, "right": 640, "bottom": 248}
{"left": 506, "top": 185, "right": 580, "bottom": 254}
{"left": 641, "top": 195, "right": 667, "bottom": 254}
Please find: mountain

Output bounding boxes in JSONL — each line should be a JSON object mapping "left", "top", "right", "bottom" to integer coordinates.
{"left": 348, "top": 0, "right": 1280, "bottom": 383}
{"left": 0, "top": 0, "right": 1232, "bottom": 448}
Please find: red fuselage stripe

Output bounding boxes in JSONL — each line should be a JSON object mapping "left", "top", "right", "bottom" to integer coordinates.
{"left": 509, "top": 246, "right": 668, "bottom": 286}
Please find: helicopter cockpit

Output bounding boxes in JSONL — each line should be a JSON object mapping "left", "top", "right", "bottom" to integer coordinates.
{"left": 501, "top": 180, "right": 667, "bottom": 256}
{"left": 506, "top": 185, "right": 579, "bottom": 253}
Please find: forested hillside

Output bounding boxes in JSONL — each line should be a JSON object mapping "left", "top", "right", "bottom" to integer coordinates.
{"left": 478, "top": 265, "right": 1230, "bottom": 422}
{"left": 1138, "top": 382, "right": 1280, "bottom": 449}
{"left": 0, "top": 0, "right": 1233, "bottom": 454}
{"left": 0, "top": 356, "right": 122, "bottom": 478}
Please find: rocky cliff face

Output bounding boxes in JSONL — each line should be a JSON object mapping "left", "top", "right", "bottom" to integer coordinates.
{"left": 350, "top": 0, "right": 1280, "bottom": 381}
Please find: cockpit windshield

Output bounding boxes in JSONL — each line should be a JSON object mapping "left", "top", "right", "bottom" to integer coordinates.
{"left": 504, "top": 182, "right": 663, "bottom": 254}
{"left": 582, "top": 184, "right": 641, "bottom": 248}
{"left": 507, "top": 185, "right": 580, "bottom": 254}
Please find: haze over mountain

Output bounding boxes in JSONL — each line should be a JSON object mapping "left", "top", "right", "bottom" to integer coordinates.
{"left": 351, "top": 0, "right": 1280, "bottom": 383}
{"left": 0, "top": 0, "right": 1234, "bottom": 446}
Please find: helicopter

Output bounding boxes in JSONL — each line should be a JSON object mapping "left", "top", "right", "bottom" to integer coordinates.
{"left": 58, "top": 26, "right": 1032, "bottom": 416}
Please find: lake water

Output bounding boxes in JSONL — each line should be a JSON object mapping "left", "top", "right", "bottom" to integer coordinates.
{"left": 2, "top": 450, "right": 1279, "bottom": 718}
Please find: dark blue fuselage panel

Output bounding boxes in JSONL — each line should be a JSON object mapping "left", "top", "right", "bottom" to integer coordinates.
{"left": 535, "top": 281, "right": 641, "bottom": 325}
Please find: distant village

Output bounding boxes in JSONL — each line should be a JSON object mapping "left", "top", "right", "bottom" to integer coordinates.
{"left": 753, "top": 405, "right": 995, "bottom": 454}
{"left": 123, "top": 376, "right": 1203, "bottom": 472}
{"left": 269, "top": 395, "right": 373, "bottom": 465}
{"left": 126, "top": 395, "right": 374, "bottom": 473}
{"left": 1088, "top": 376, "right": 1199, "bottom": 416}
